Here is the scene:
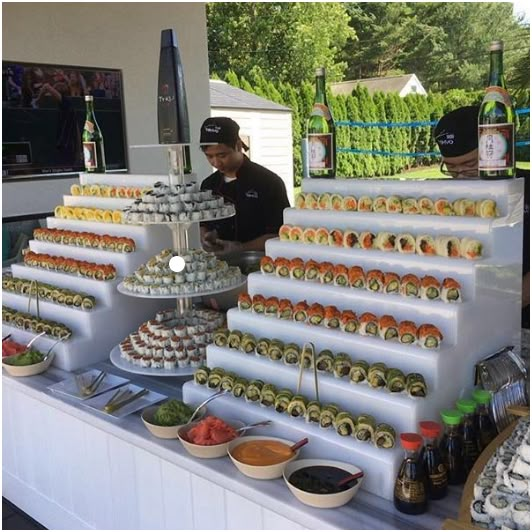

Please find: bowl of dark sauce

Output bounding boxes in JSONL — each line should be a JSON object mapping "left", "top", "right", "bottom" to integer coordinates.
{"left": 283, "top": 459, "right": 363, "bottom": 508}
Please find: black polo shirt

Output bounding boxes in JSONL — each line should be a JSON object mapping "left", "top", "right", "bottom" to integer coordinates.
{"left": 200, "top": 155, "right": 290, "bottom": 243}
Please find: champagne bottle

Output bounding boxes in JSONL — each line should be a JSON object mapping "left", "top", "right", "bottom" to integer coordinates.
{"left": 82, "top": 95, "right": 106, "bottom": 173}
{"left": 478, "top": 40, "right": 516, "bottom": 179}
{"left": 307, "top": 67, "right": 336, "bottom": 178}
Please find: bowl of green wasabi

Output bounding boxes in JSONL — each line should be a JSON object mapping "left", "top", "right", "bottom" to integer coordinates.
{"left": 2, "top": 349, "right": 54, "bottom": 378}
{"left": 141, "top": 399, "right": 207, "bottom": 439}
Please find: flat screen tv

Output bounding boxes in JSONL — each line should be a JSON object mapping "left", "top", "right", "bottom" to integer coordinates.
{"left": 2, "top": 61, "right": 128, "bottom": 179}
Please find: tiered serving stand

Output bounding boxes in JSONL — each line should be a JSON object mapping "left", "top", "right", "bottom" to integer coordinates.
{"left": 184, "top": 177, "right": 524, "bottom": 500}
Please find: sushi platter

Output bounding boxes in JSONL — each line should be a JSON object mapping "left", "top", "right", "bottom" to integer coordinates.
{"left": 117, "top": 279, "right": 246, "bottom": 299}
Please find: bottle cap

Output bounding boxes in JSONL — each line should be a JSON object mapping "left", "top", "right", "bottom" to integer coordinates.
{"left": 85, "top": 95, "right": 93, "bottom": 101}
{"left": 161, "top": 28, "right": 177, "bottom": 48}
{"left": 400, "top": 433, "right": 423, "bottom": 451}
{"left": 440, "top": 409, "right": 463, "bottom": 426}
{"left": 419, "top": 421, "right": 442, "bottom": 438}
{"left": 490, "top": 40, "right": 503, "bottom": 51}
{"left": 456, "top": 399, "right": 477, "bottom": 414}
{"left": 473, "top": 389, "right": 492, "bottom": 405}
{"left": 315, "top": 67, "right": 326, "bottom": 77}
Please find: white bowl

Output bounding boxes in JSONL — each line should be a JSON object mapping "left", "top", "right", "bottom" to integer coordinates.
{"left": 227, "top": 435, "right": 299, "bottom": 480}
{"left": 283, "top": 458, "right": 363, "bottom": 508}
{"left": 2, "top": 352, "right": 55, "bottom": 378}
{"left": 177, "top": 418, "right": 244, "bottom": 458}
{"left": 141, "top": 404, "right": 207, "bottom": 439}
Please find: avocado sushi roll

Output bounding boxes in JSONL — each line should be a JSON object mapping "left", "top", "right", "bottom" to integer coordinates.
{"left": 238, "top": 293, "right": 252, "bottom": 311}
{"left": 331, "top": 193, "right": 343, "bottom": 211}
{"left": 255, "top": 338, "right": 270, "bottom": 357}
{"left": 305, "top": 401, "right": 322, "bottom": 424}
{"left": 398, "top": 321, "right": 418, "bottom": 344}
{"left": 245, "top": 380, "right": 264, "bottom": 402}
{"left": 264, "top": 297, "right": 280, "bottom": 318}
{"left": 307, "top": 303, "right": 325, "bottom": 325}
{"left": 279, "top": 299, "right": 293, "bottom": 320}
{"left": 274, "top": 389, "right": 293, "bottom": 413}
{"left": 193, "top": 366, "right": 210, "bottom": 386}
{"left": 359, "top": 313, "right": 378, "bottom": 336}
{"left": 305, "top": 192, "right": 319, "bottom": 210}
{"left": 318, "top": 192, "right": 332, "bottom": 210}
{"left": 227, "top": 330, "right": 243, "bottom": 350}
{"left": 295, "top": 192, "right": 306, "bottom": 209}
{"left": 220, "top": 372, "right": 238, "bottom": 393}
{"left": 383, "top": 272, "right": 400, "bottom": 294}
{"left": 420, "top": 275, "right": 441, "bottom": 300}
{"left": 355, "top": 414, "right": 376, "bottom": 442}
{"left": 260, "top": 256, "right": 275, "bottom": 274}
{"left": 240, "top": 333, "right": 257, "bottom": 354}
{"left": 304, "top": 259, "right": 320, "bottom": 282}
{"left": 368, "top": 363, "right": 388, "bottom": 388}
{"left": 320, "top": 404, "right": 340, "bottom": 429}
{"left": 441, "top": 278, "right": 462, "bottom": 303}
{"left": 335, "top": 412, "right": 357, "bottom": 437}
{"left": 252, "top": 294, "right": 266, "bottom": 314}
{"left": 366, "top": 269, "right": 384, "bottom": 292}
{"left": 316, "top": 349, "right": 334, "bottom": 373}
{"left": 333, "top": 353, "right": 352, "bottom": 378}
{"left": 213, "top": 328, "right": 230, "bottom": 347}
{"left": 378, "top": 315, "right": 399, "bottom": 341}
{"left": 268, "top": 339, "right": 284, "bottom": 361}
{"left": 417, "top": 324, "right": 443, "bottom": 349}
{"left": 207, "top": 368, "right": 225, "bottom": 389}
{"left": 386, "top": 368, "right": 406, "bottom": 393}
{"left": 349, "top": 360, "right": 369, "bottom": 384}
{"left": 406, "top": 373, "right": 428, "bottom": 397}
{"left": 260, "top": 384, "right": 278, "bottom": 408}
{"left": 283, "top": 343, "right": 301, "bottom": 366}
{"left": 287, "top": 395, "right": 308, "bottom": 418}
{"left": 232, "top": 377, "right": 249, "bottom": 398}
{"left": 301, "top": 344, "right": 315, "bottom": 369}
{"left": 374, "top": 423, "right": 396, "bottom": 449}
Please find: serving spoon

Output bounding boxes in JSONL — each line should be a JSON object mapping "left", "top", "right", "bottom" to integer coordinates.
{"left": 290, "top": 437, "right": 309, "bottom": 453}
{"left": 236, "top": 420, "right": 272, "bottom": 433}
{"left": 186, "top": 390, "right": 226, "bottom": 424}
{"left": 337, "top": 471, "right": 364, "bottom": 488}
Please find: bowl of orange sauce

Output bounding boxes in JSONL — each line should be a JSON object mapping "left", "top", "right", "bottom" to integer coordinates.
{"left": 227, "top": 436, "right": 299, "bottom": 479}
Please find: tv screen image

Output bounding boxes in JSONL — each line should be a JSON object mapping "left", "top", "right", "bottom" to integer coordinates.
{"left": 2, "top": 61, "right": 128, "bottom": 179}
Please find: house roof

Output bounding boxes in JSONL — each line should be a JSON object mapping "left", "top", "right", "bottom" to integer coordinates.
{"left": 210, "top": 80, "right": 291, "bottom": 112}
{"left": 331, "top": 74, "right": 424, "bottom": 96}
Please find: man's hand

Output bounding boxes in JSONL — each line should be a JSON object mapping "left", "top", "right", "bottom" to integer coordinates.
{"left": 201, "top": 230, "right": 221, "bottom": 252}
{"left": 214, "top": 239, "right": 242, "bottom": 256}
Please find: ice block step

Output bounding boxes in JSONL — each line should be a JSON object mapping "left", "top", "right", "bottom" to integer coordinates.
{"left": 79, "top": 172, "right": 197, "bottom": 187}
{"left": 62, "top": 195, "right": 135, "bottom": 210}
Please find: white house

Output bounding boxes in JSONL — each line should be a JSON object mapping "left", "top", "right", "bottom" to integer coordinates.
{"left": 331, "top": 73, "right": 427, "bottom": 98}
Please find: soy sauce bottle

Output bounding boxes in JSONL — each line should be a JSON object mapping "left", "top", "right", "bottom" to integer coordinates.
{"left": 439, "top": 410, "right": 466, "bottom": 485}
{"left": 456, "top": 399, "right": 480, "bottom": 476}
{"left": 472, "top": 389, "right": 497, "bottom": 452}
{"left": 419, "top": 421, "right": 448, "bottom": 499}
{"left": 394, "top": 433, "right": 427, "bottom": 515}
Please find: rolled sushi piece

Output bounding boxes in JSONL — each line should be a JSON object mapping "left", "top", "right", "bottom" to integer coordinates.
{"left": 374, "top": 423, "right": 397, "bottom": 449}
{"left": 385, "top": 195, "right": 403, "bottom": 214}
{"left": 255, "top": 338, "right": 270, "bottom": 357}
{"left": 470, "top": 499, "right": 491, "bottom": 525}
{"left": 260, "top": 256, "right": 275, "bottom": 274}
{"left": 386, "top": 368, "right": 406, "bottom": 393}
{"left": 434, "top": 198, "right": 454, "bottom": 216}
{"left": 418, "top": 197, "right": 435, "bottom": 215}
{"left": 238, "top": 293, "right": 252, "bottom": 311}
{"left": 245, "top": 379, "right": 265, "bottom": 402}
{"left": 283, "top": 343, "right": 301, "bottom": 365}
{"left": 308, "top": 303, "right": 325, "bottom": 326}
{"left": 368, "top": 362, "right": 388, "bottom": 388}
{"left": 287, "top": 395, "right": 308, "bottom": 418}
{"left": 81, "top": 296, "right": 96, "bottom": 310}
{"left": 275, "top": 257, "right": 290, "bottom": 278}
{"left": 241, "top": 333, "right": 257, "bottom": 354}
{"left": 227, "top": 329, "right": 243, "bottom": 350}
{"left": 417, "top": 323, "right": 443, "bottom": 349}
{"left": 207, "top": 368, "right": 225, "bottom": 390}
{"left": 420, "top": 275, "right": 441, "bottom": 300}
{"left": 333, "top": 353, "right": 352, "bottom": 378}
{"left": 274, "top": 389, "right": 294, "bottom": 413}
{"left": 301, "top": 344, "right": 315, "bottom": 369}
{"left": 378, "top": 315, "right": 399, "bottom": 341}
{"left": 476, "top": 199, "right": 498, "bottom": 218}
{"left": 279, "top": 224, "right": 292, "bottom": 241}
{"left": 343, "top": 230, "right": 360, "bottom": 249}
{"left": 399, "top": 321, "right": 418, "bottom": 345}
{"left": 358, "top": 195, "right": 373, "bottom": 212}
{"left": 396, "top": 233, "right": 416, "bottom": 254}
{"left": 316, "top": 349, "right": 335, "bottom": 373}
{"left": 193, "top": 366, "right": 210, "bottom": 385}
{"left": 348, "top": 266, "right": 366, "bottom": 289}
{"left": 268, "top": 339, "right": 285, "bottom": 361}
{"left": 460, "top": 237, "right": 483, "bottom": 260}
{"left": 335, "top": 411, "right": 357, "bottom": 436}
{"left": 264, "top": 296, "right": 280, "bottom": 318}
{"left": 441, "top": 277, "right": 462, "bottom": 303}
{"left": 319, "top": 262, "right": 335, "bottom": 284}
{"left": 360, "top": 231, "right": 376, "bottom": 250}
{"left": 328, "top": 228, "right": 344, "bottom": 247}
{"left": 484, "top": 494, "right": 512, "bottom": 521}
{"left": 295, "top": 192, "right": 306, "bottom": 209}
{"left": 305, "top": 192, "right": 319, "bottom": 210}
{"left": 318, "top": 192, "right": 332, "bottom": 210}
{"left": 252, "top": 294, "right": 266, "bottom": 314}
{"left": 340, "top": 310, "right": 359, "bottom": 333}
{"left": 511, "top": 499, "right": 530, "bottom": 529}
{"left": 220, "top": 372, "right": 238, "bottom": 392}
{"left": 342, "top": 195, "right": 357, "bottom": 211}
{"left": 508, "top": 472, "right": 528, "bottom": 494}
{"left": 304, "top": 259, "right": 320, "bottom": 282}
{"left": 373, "top": 195, "right": 387, "bottom": 213}
{"left": 355, "top": 414, "right": 377, "bottom": 442}
{"left": 213, "top": 328, "right": 230, "bottom": 347}
{"left": 293, "top": 300, "right": 309, "bottom": 323}
{"left": 474, "top": 476, "right": 496, "bottom": 499}
{"left": 383, "top": 272, "right": 400, "bottom": 294}
{"left": 415, "top": 234, "right": 437, "bottom": 256}
{"left": 402, "top": 198, "right": 419, "bottom": 215}
{"left": 302, "top": 227, "right": 317, "bottom": 245}
{"left": 315, "top": 227, "right": 330, "bottom": 246}
{"left": 333, "top": 264, "right": 349, "bottom": 287}
{"left": 435, "top": 235, "right": 461, "bottom": 258}
{"left": 320, "top": 404, "right": 340, "bottom": 429}
{"left": 305, "top": 401, "right": 322, "bottom": 424}
{"left": 453, "top": 198, "right": 474, "bottom": 217}
{"left": 289, "top": 258, "right": 306, "bottom": 280}
{"left": 324, "top": 305, "right": 341, "bottom": 329}
{"left": 349, "top": 360, "right": 369, "bottom": 383}
{"left": 400, "top": 274, "right": 421, "bottom": 298}
{"left": 289, "top": 226, "right": 304, "bottom": 242}
{"left": 367, "top": 269, "right": 385, "bottom": 292}
{"left": 331, "top": 193, "right": 343, "bottom": 211}
{"left": 260, "top": 384, "right": 278, "bottom": 408}
{"left": 375, "top": 232, "right": 396, "bottom": 252}
{"left": 232, "top": 377, "right": 249, "bottom": 398}
{"left": 359, "top": 312, "right": 378, "bottom": 337}
{"left": 279, "top": 299, "right": 293, "bottom": 320}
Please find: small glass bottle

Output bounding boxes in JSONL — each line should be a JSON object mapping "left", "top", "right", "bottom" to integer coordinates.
{"left": 439, "top": 410, "right": 466, "bottom": 485}
{"left": 456, "top": 398, "right": 480, "bottom": 476}
{"left": 419, "top": 421, "right": 448, "bottom": 499}
{"left": 394, "top": 433, "right": 428, "bottom": 515}
{"left": 472, "top": 389, "right": 497, "bottom": 452}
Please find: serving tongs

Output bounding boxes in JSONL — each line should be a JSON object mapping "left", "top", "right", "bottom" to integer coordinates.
{"left": 186, "top": 389, "right": 226, "bottom": 424}
{"left": 76, "top": 370, "right": 107, "bottom": 397}
{"left": 103, "top": 386, "right": 149, "bottom": 414}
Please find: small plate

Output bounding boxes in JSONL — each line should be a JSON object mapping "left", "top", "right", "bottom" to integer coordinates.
{"left": 83, "top": 384, "right": 166, "bottom": 419}
{"left": 47, "top": 369, "right": 129, "bottom": 400}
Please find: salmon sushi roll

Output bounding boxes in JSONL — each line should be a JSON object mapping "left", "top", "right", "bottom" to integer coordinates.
{"left": 375, "top": 232, "right": 396, "bottom": 252}
{"left": 367, "top": 269, "right": 385, "bottom": 292}
{"left": 290, "top": 226, "right": 304, "bottom": 242}
{"left": 415, "top": 234, "right": 437, "bottom": 256}
{"left": 435, "top": 235, "right": 461, "bottom": 258}
{"left": 434, "top": 198, "right": 454, "bottom": 216}
{"left": 348, "top": 266, "right": 366, "bottom": 289}
{"left": 329, "top": 228, "right": 344, "bottom": 247}
{"left": 319, "top": 262, "right": 335, "bottom": 284}
{"left": 303, "top": 227, "right": 317, "bottom": 244}
{"left": 396, "top": 233, "right": 416, "bottom": 254}
{"left": 460, "top": 238, "right": 483, "bottom": 260}
{"left": 333, "top": 264, "right": 349, "bottom": 287}
{"left": 373, "top": 196, "right": 387, "bottom": 213}
{"left": 402, "top": 198, "right": 419, "bottom": 215}
{"left": 315, "top": 227, "right": 329, "bottom": 246}
{"left": 260, "top": 256, "right": 275, "bottom": 274}
{"left": 452, "top": 198, "right": 473, "bottom": 216}
{"left": 340, "top": 310, "right": 359, "bottom": 333}
{"left": 318, "top": 193, "right": 332, "bottom": 210}
{"left": 441, "top": 277, "right": 462, "bottom": 303}
{"left": 252, "top": 294, "right": 266, "bottom": 314}
{"left": 385, "top": 195, "right": 403, "bottom": 214}
{"left": 324, "top": 305, "right": 341, "bottom": 329}
{"left": 330, "top": 194, "right": 343, "bottom": 211}
{"left": 289, "top": 258, "right": 306, "bottom": 280}
{"left": 295, "top": 192, "right": 306, "bottom": 209}
{"left": 264, "top": 297, "right": 280, "bottom": 318}
{"left": 293, "top": 300, "right": 309, "bottom": 323}
{"left": 304, "top": 259, "right": 320, "bottom": 282}
{"left": 279, "top": 299, "right": 293, "bottom": 320}
{"left": 418, "top": 197, "right": 435, "bottom": 215}
{"left": 383, "top": 272, "right": 400, "bottom": 294}
{"left": 378, "top": 315, "right": 399, "bottom": 341}
{"left": 305, "top": 192, "right": 319, "bottom": 210}
{"left": 476, "top": 199, "right": 498, "bottom": 218}
{"left": 420, "top": 275, "right": 441, "bottom": 300}
{"left": 398, "top": 321, "right": 417, "bottom": 344}
{"left": 343, "top": 230, "right": 360, "bottom": 248}
{"left": 359, "top": 312, "right": 378, "bottom": 336}
{"left": 238, "top": 293, "right": 252, "bottom": 311}
{"left": 342, "top": 195, "right": 357, "bottom": 211}
{"left": 279, "top": 224, "right": 292, "bottom": 241}
{"left": 417, "top": 323, "right": 443, "bottom": 349}
{"left": 275, "top": 257, "right": 290, "bottom": 278}
{"left": 400, "top": 274, "right": 421, "bottom": 297}
{"left": 360, "top": 231, "right": 376, "bottom": 250}
{"left": 358, "top": 196, "right": 373, "bottom": 212}
{"left": 308, "top": 303, "right": 325, "bottom": 325}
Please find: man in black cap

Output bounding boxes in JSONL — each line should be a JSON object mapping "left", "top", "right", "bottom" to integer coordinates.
{"left": 435, "top": 106, "right": 529, "bottom": 329}
{"left": 199, "top": 116, "right": 290, "bottom": 255}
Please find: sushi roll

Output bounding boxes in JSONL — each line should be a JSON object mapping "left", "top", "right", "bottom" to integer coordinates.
{"left": 193, "top": 366, "right": 210, "bottom": 386}
{"left": 349, "top": 360, "right": 369, "bottom": 383}
{"left": 278, "top": 299, "right": 293, "bottom": 320}
{"left": 415, "top": 234, "right": 437, "bottom": 256}
{"left": 240, "top": 333, "right": 257, "bottom": 354}
{"left": 220, "top": 372, "right": 237, "bottom": 393}
{"left": 275, "top": 257, "right": 290, "bottom": 278}
{"left": 378, "top": 315, "right": 399, "bottom": 341}
{"left": 293, "top": 300, "right": 309, "bottom": 323}
{"left": 305, "top": 192, "right": 319, "bottom": 210}
{"left": 227, "top": 330, "right": 243, "bottom": 350}
{"left": 434, "top": 198, "right": 454, "bottom": 216}
{"left": 340, "top": 310, "right": 359, "bottom": 333}
{"left": 283, "top": 343, "right": 301, "bottom": 365}
{"left": 213, "top": 328, "right": 230, "bottom": 347}
{"left": 360, "top": 231, "right": 376, "bottom": 250}
{"left": 366, "top": 269, "right": 385, "bottom": 292}
{"left": 435, "top": 235, "right": 461, "bottom": 258}
{"left": 417, "top": 323, "right": 443, "bottom": 349}
{"left": 334, "top": 264, "right": 349, "bottom": 287}
{"left": 232, "top": 377, "right": 249, "bottom": 398}
{"left": 328, "top": 228, "right": 344, "bottom": 247}
{"left": 302, "top": 227, "right": 317, "bottom": 244}
{"left": 304, "top": 259, "right": 320, "bottom": 282}
{"left": 305, "top": 401, "right": 322, "bottom": 424}
{"left": 245, "top": 380, "right": 265, "bottom": 402}
{"left": 420, "top": 275, "right": 441, "bottom": 300}
{"left": 453, "top": 198, "right": 475, "bottom": 217}
{"left": 396, "top": 233, "right": 416, "bottom": 254}
{"left": 385, "top": 195, "right": 402, "bottom": 214}
{"left": 289, "top": 258, "right": 306, "bottom": 280}
{"left": 320, "top": 404, "right": 340, "bottom": 429}
{"left": 343, "top": 230, "right": 360, "bottom": 248}
{"left": 398, "top": 321, "right": 418, "bottom": 344}
{"left": 255, "top": 338, "right": 270, "bottom": 357}
{"left": 324, "top": 305, "right": 341, "bottom": 329}
{"left": 348, "top": 266, "right": 366, "bottom": 289}
{"left": 318, "top": 192, "right": 332, "bottom": 210}
{"left": 359, "top": 312, "right": 378, "bottom": 336}
{"left": 383, "top": 272, "right": 400, "bottom": 294}
{"left": 260, "top": 256, "right": 275, "bottom": 274}
{"left": 331, "top": 193, "right": 343, "bottom": 211}
{"left": 484, "top": 494, "right": 511, "bottom": 521}
{"left": 400, "top": 274, "right": 421, "bottom": 298}
{"left": 402, "top": 198, "right": 419, "bottom": 215}
{"left": 511, "top": 499, "right": 529, "bottom": 529}
{"left": 368, "top": 362, "right": 388, "bottom": 388}
{"left": 474, "top": 476, "right": 496, "bottom": 499}
{"left": 268, "top": 339, "right": 284, "bottom": 361}
{"left": 316, "top": 350, "right": 335, "bottom": 373}
{"left": 315, "top": 227, "right": 330, "bottom": 246}
{"left": 308, "top": 303, "right": 325, "bottom": 325}
{"left": 274, "top": 389, "right": 293, "bottom": 413}
{"left": 373, "top": 196, "right": 387, "bottom": 213}
{"left": 470, "top": 499, "right": 491, "bottom": 525}
{"left": 238, "top": 293, "right": 252, "bottom": 311}
{"left": 287, "top": 395, "right": 308, "bottom": 418}
{"left": 289, "top": 226, "right": 304, "bottom": 242}
{"left": 507, "top": 472, "right": 528, "bottom": 494}
{"left": 476, "top": 199, "right": 498, "bottom": 218}
{"left": 441, "top": 277, "right": 462, "bottom": 303}
{"left": 207, "top": 368, "right": 225, "bottom": 390}
{"left": 355, "top": 414, "right": 376, "bottom": 442}
{"left": 260, "top": 384, "right": 278, "bottom": 408}
{"left": 358, "top": 195, "right": 373, "bottom": 212}
{"left": 511, "top": 456, "right": 529, "bottom": 477}
{"left": 252, "top": 294, "right": 266, "bottom": 314}
{"left": 342, "top": 195, "right": 357, "bottom": 211}
{"left": 319, "top": 262, "right": 335, "bottom": 284}
{"left": 333, "top": 353, "right": 352, "bottom": 378}
{"left": 374, "top": 423, "right": 396, "bottom": 449}
{"left": 264, "top": 297, "right": 280, "bottom": 318}
{"left": 295, "top": 192, "right": 306, "bottom": 209}
{"left": 418, "top": 197, "right": 435, "bottom": 215}
{"left": 301, "top": 344, "right": 315, "bottom": 369}
{"left": 460, "top": 237, "right": 483, "bottom": 260}
{"left": 386, "top": 368, "right": 406, "bottom": 393}
{"left": 335, "top": 411, "right": 357, "bottom": 436}
{"left": 279, "top": 224, "right": 292, "bottom": 241}
{"left": 375, "top": 232, "right": 396, "bottom": 252}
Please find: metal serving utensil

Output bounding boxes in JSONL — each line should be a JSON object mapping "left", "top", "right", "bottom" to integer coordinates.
{"left": 104, "top": 388, "right": 149, "bottom": 414}
{"left": 236, "top": 420, "right": 272, "bottom": 433}
{"left": 77, "top": 370, "right": 107, "bottom": 397}
{"left": 25, "top": 331, "right": 46, "bottom": 350}
{"left": 186, "top": 390, "right": 226, "bottom": 424}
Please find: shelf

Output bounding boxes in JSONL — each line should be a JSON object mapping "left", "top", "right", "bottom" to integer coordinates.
{"left": 63, "top": 195, "right": 136, "bottom": 210}
{"left": 79, "top": 172, "right": 197, "bottom": 187}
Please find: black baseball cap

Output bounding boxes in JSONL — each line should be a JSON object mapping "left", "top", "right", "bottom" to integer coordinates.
{"left": 434, "top": 105, "right": 480, "bottom": 157}
{"left": 200, "top": 117, "right": 248, "bottom": 150}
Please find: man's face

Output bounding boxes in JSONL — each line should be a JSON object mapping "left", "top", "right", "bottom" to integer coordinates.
{"left": 203, "top": 143, "right": 242, "bottom": 174}
{"left": 441, "top": 149, "right": 479, "bottom": 179}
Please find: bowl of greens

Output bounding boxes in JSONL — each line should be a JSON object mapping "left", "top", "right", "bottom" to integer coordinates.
{"left": 2, "top": 348, "right": 54, "bottom": 377}
{"left": 141, "top": 399, "right": 207, "bottom": 439}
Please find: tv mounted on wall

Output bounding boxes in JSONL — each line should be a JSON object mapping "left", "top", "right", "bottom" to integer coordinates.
{"left": 2, "top": 60, "right": 128, "bottom": 179}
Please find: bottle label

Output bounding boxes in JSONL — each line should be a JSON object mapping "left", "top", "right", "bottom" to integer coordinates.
{"left": 484, "top": 86, "right": 512, "bottom": 107}
{"left": 394, "top": 478, "right": 426, "bottom": 504}
{"left": 429, "top": 464, "right": 448, "bottom": 488}
{"left": 310, "top": 103, "right": 332, "bottom": 121}
{"left": 309, "top": 133, "right": 333, "bottom": 170}
{"left": 84, "top": 120, "right": 95, "bottom": 134}
{"left": 478, "top": 123, "right": 514, "bottom": 170}
{"left": 83, "top": 142, "right": 98, "bottom": 170}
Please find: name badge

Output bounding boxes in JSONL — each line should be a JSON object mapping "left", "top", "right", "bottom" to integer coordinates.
{"left": 245, "top": 189, "right": 259, "bottom": 199}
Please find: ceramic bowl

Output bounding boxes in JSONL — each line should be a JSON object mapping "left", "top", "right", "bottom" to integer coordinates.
{"left": 2, "top": 352, "right": 55, "bottom": 378}
{"left": 141, "top": 405, "right": 207, "bottom": 439}
{"left": 227, "top": 435, "right": 299, "bottom": 480}
{"left": 283, "top": 458, "right": 363, "bottom": 508}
